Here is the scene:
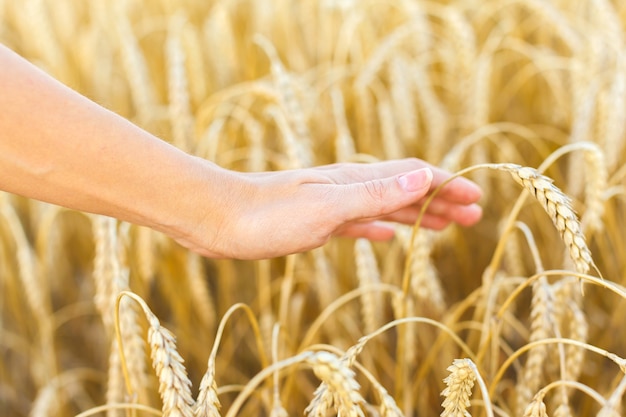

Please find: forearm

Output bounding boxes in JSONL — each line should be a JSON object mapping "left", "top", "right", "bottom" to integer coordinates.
{"left": 0, "top": 44, "right": 231, "bottom": 234}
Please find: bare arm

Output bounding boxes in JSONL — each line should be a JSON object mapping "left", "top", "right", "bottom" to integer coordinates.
{"left": 0, "top": 44, "right": 482, "bottom": 259}
{"left": 0, "top": 43, "right": 237, "bottom": 239}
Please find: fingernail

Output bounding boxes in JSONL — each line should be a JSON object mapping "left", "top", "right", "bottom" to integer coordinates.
{"left": 398, "top": 168, "right": 433, "bottom": 192}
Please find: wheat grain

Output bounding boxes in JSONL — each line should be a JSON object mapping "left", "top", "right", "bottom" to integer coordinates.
{"left": 440, "top": 358, "right": 476, "bottom": 417}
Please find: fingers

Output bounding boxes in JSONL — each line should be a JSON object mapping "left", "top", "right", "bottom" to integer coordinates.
{"left": 428, "top": 166, "right": 483, "bottom": 204}
{"left": 314, "top": 158, "right": 482, "bottom": 205}
{"left": 327, "top": 168, "right": 434, "bottom": 223}
{"left": 377, "top": 202, "right": 482, "bottom": 228}
{"left": 418, "top": 198, "right": 483, "bottom": 226}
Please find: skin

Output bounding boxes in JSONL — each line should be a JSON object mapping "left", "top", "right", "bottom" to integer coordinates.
{"left": 0, "top": 44, "right": 483, "bottom": 260}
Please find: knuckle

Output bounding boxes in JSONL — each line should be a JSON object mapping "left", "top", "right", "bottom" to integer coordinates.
{"left": 363, "top": 179, "right": 388, "bottom": 208}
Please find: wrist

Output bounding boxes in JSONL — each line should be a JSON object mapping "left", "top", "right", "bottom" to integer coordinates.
{"left": 148, "top": 156, "right": 250, "bottom": 257}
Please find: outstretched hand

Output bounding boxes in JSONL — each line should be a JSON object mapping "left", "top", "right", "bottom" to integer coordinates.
{"left": 169, "top": 158, "right": 483, "bottom": 259}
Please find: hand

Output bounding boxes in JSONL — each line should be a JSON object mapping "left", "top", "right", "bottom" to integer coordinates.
{"left": 168, "top": 158, "right": 482, "bottom": 259}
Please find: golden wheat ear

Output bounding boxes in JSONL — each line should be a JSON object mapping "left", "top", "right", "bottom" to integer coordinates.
{"left": 440, "top": 359, "right": 476, "bottom": 417}
{"left": 486, "top": 164, "right": 595, "bottom": 275}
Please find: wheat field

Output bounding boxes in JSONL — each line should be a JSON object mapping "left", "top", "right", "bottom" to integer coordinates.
{"left": 2, "top": 0, "right": 626, "bottom": 416}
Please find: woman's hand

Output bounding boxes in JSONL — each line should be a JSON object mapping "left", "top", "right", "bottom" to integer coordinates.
{"left": 168, "top": 158, "right": 482, "bottom": 259}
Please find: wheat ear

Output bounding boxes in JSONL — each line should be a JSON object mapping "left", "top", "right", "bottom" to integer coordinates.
{"left": 522, "top": 392, "right": 548, "bottom": 417}
{"left": 166, "top": 13, "right": 193, "bottom": 152}
{"left": 440, "top": 358, "right": 476, "bottom": 417}
{"left": 147, "top": 318, "right": 194, "bottom": 417}
{"left": 331, "top": 88, "right": 356, "bottom": 162}
{"left": 516, "top": 278, "right": 554, "bottom": 416}
{"left": 194, "top": 357, "right": 221, "bottom": 417}
{"left": 116, "top": 292, "right": 194, "bottom": 417}
{"left": 597, "top": 372, "right": 626, "bottom": 417}
{"left": 354, "top": 238, "right": 383, "bottom": 334}
{"left": 493, "top": 164, "right": 593, "bottom": 275}
{"left": 304, "top": 351, "right": 365, "bottom": 417}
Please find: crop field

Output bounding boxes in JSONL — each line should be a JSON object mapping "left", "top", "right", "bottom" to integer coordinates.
{"left": 2, "top": 0, "right": 626, "bottom": 416}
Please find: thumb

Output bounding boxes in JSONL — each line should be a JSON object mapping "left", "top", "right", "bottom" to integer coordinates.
{"left": 337, "top": 167, "right": 433, "bottom": 221}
